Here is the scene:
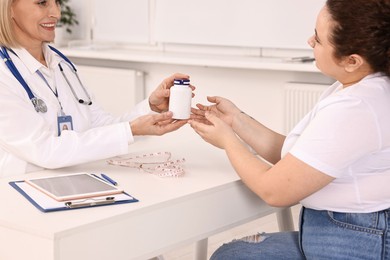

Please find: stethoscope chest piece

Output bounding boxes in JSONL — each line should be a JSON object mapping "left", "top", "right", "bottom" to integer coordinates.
{"left": 31, "top": 97, "right": 47, "bottom": 113}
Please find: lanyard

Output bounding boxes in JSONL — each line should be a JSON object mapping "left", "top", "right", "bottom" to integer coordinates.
{"left": 36, "top": 70, "right": 58, "bottom": 97}
{"left": 0, "top": 45, "right": 92, "bottom": 113}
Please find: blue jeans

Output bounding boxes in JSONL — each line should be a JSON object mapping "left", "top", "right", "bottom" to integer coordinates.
{"left": 210, "top": 207, "right": 390, "bottom": 259}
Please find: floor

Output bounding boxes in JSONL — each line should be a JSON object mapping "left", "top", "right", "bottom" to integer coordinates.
{"left": 161, "top": 204, "right": 302, "bottom": 260}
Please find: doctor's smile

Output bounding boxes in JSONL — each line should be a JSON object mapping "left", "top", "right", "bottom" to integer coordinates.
{"left": 40, "top": 22, "right": 56, "bottom": 30}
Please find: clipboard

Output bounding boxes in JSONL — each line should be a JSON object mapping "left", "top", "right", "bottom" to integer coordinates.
{"left": 9, "top": 178, "right": 138, "bottom": 213}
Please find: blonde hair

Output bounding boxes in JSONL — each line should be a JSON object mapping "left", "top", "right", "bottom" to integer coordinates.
{"left": 0, "top": 0, "right": 19, "bottom": 47}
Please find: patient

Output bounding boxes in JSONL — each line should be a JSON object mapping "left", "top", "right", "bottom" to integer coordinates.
{"left": 189, "top": 0, "right": 390, "bottom": 258}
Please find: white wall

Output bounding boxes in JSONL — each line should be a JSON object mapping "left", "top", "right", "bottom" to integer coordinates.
{"left": 67, "top": 0, "right": 325, "bottom": 50}
{"left": 66, "top": 0, "right": 332, "bottom": 135}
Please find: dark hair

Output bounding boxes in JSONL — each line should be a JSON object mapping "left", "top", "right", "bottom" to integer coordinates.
{"left": 326, "top": 0, "right": 390, "bottom": 76}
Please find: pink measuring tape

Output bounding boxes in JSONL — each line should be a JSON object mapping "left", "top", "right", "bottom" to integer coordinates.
{"left": 107, "top": 152, "right": 185, "bottom": 177}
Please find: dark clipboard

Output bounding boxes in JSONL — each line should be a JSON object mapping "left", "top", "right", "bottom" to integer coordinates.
{"left": 9, "top": 180, "right": 138, "bottom": 213}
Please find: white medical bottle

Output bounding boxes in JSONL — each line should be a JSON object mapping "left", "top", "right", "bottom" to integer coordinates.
{"left": 169, "top": 78, "right": 192, "bottom": 119}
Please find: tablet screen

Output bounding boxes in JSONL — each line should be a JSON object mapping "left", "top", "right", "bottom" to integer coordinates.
{"left": 26, "top": 173, "right": 123, "bottom": 201}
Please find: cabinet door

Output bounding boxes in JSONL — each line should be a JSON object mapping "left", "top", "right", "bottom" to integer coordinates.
{"left": 76, "top": 65, "right": 145, "bottom": 116}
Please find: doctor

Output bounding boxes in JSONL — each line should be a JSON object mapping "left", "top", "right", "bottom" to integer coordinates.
{"left": 0, "top": 0, "right": 194, "bottom": 176}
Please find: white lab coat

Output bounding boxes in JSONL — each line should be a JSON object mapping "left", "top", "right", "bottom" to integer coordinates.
{"left": 0, "top": 44, "right": 151, "bottom": 177}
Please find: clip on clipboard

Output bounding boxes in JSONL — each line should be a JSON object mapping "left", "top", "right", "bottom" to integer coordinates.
{"left": 9, "top": 173, "right": 138, "bottom": 212}
{"left": 65, "top": 196, "right": 115, "bottom": 208}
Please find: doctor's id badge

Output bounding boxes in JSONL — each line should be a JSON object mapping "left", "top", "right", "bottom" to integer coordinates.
{"left": 57, "top": 115, "right": 73, "bottom": 136}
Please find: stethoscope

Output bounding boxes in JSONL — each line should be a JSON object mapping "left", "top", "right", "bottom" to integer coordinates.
{"left": 0, "top": 45, "right": 92, "bottom": 113}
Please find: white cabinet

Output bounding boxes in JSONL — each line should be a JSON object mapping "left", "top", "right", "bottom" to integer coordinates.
{"left": 76, "top": 65, "right": 144, "bottom": 116}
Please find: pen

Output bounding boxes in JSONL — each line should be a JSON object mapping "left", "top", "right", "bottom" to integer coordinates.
{"left": 101, "top": 173, "right": 118, "bottom": 186}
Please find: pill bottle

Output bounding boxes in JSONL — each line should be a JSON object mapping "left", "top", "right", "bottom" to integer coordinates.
{"left": 169, "top": 78, "right": 192, "bottom": 119}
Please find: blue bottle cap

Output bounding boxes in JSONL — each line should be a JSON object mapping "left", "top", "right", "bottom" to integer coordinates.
{"left": 174, "top": 78, "right": 190, "bottom": 85}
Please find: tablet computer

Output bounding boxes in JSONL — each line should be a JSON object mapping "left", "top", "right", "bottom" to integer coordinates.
{"left": 25, "top": 173, "right": 123, "bottom": 202}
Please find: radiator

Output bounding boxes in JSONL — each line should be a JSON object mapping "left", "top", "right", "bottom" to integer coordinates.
{"left": 284, "top": 82, "right": 328, "bottom": 133}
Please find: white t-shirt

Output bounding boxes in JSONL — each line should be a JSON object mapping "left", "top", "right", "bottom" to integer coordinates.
{"left": 281, "top": 73, "right": 390, "bottom": 213}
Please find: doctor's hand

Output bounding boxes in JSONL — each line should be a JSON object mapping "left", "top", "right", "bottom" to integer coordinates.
{"left": 148, "top": 73, "right": 195, "bottom": 113}
{"left": 191, "top": 96, "right": 241, "bottom": 127}
{"left": 189, "top": 111, "right": 237, "bottom": 149}
{"left": 130, "top": 112, "right": 187, "bottom": 136}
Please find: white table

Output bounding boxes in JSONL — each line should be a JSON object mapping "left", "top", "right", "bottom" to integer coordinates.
{"left": 0, "top": 126, "right": 293, "bottom": 260}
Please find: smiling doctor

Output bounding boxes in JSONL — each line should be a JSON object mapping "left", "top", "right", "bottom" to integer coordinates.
{"left": 0, "top": 0, "right": 194, "bottom": 177}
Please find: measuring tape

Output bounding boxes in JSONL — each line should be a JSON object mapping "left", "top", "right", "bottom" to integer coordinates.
{"left": 107, "top": 152, "right": 185, "bottom": 177}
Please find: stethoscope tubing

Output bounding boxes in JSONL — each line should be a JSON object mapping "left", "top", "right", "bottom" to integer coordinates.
{"left": 58, "top": 62, "right": 92, "bottom": 105}
{"left": 0, "top": 47, "right": 36, "bottom": 100}
{"left": 0, "top": 45, "right": 92, "bottom": 112}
